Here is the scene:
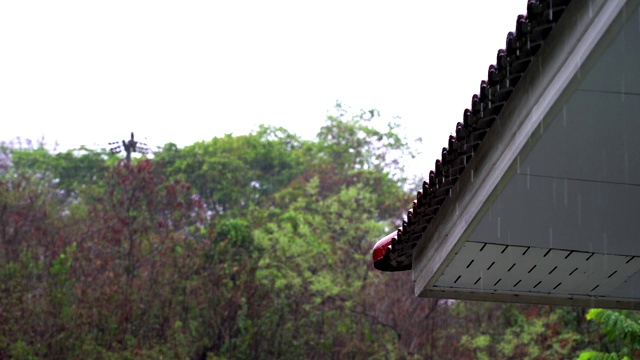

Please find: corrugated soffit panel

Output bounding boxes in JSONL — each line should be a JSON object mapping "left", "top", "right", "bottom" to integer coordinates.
{"left": 434, "top": 242, "right": 640, "bottom": 300}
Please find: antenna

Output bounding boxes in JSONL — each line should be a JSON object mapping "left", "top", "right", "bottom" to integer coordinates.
{"left": 108, "top": 132, "right": 150, "bottom": 164}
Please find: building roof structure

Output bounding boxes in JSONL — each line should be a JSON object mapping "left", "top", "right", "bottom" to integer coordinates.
{"left": 374, "top": 0, "right": 573, "bottom": 272}
{"left": 373, "top": 0, "right": 640, "bottom": 309}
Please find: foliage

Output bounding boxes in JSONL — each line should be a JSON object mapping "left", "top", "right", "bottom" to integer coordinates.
{"left": 0, "top": 105, "right": 616, "bottom": 359}
{"left": 443, "top": 302, "right": 587, "bottom": 359}
{"left": 578, "top": 309, "right": 640, "bottom": 360}
{"left": 155, "top": 125, "right": 307, "bottom": 217}
{"left": 5, "top": 144, "right": 117, "bottom": 199}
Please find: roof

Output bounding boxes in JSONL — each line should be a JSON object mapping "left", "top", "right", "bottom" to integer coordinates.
{"left": 410, "top": 0, "right": 640, "bottom": 309}
{"left": 373, "top": 0, "right": 573, "bottom": 272}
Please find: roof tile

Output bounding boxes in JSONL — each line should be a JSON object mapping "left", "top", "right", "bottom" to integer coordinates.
{"left": 375, "top": 0, "right": 574, "bottom": 272}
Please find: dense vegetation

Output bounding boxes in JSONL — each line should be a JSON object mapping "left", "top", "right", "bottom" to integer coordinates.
{"left": 1, "top": 107, "right": 638, "bottom": 359}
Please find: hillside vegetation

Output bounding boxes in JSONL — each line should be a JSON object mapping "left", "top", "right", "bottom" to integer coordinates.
{"left": 1, "top": 107, "right": 636, "bottom": 359}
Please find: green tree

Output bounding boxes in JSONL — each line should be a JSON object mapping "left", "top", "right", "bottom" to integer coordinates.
{"left": 579, "top": 309, "right": 640, "bottom": 360}
{"left": 433, "top": 303, "right": 590, "bottom": 360}
{"left": 0, "top": 104, "right": 438, "bottom": 359}
{"left": 316, "top": 102, "right": 413, "bottom": 177}
{"left": 6, "top": 144, "right": 116, "bottom": 200}
{"left": 155, "top": 126, "right": 307, "bottom": 217}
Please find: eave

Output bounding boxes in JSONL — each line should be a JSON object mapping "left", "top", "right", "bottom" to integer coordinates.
{"left": 412, "top": 0, "right": 640, "bottom": 309}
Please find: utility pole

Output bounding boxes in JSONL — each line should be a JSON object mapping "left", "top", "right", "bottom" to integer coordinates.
{"left": 108, "top": 132, "right": 151, "bottom": 337}
{"left": 109, "top": 132, "right": 150, "bottom": 164}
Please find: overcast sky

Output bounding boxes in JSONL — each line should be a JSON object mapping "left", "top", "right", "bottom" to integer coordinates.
{"left": 1, "top": 0, "right": 526, "bottom": 179}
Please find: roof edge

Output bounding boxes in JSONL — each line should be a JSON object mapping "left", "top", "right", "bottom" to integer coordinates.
{"left": 422, "top": 289, "right": 640, "bottom": 310}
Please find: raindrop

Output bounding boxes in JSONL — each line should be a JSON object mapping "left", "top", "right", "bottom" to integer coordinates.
{"left": 517, "top": 155, "right": 520, "bottom": 174}
{"left": 552, "top": 180, "right": 557, "bottom": 208}
{"left": 589, "top": 1, "right": 593, "bottom": 18}
{"left": 540, "top": 120, "right": 544, "bottom": 136}
{"left": 471, "top": 169, "right": 474, "bottom": 183}
{"left": 497, "top": 216, "right": 501, "bottom": 239}
{"left": 527, "top": 167, "right": 530, "bottom": 189}
{"left": 578, "top": 194, "right": 582, "bottom": 225}
{"left": 562, "top": 105, "right": 567, "bottom": 127}
{"left": 622, "top": 24, "right": 626, "bottom": 54}
{"left": 624, "top": 135, "right": 629, "bottom": 183}
{"left": 564, "top": 178, "right": 568, "bottom": 207}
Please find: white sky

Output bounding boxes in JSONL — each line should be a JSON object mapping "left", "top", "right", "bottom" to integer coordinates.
{"left": 1, "top": 0, "right": 526, "bottom": 179}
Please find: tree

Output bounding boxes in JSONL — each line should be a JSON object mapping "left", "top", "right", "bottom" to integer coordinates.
{"left": 155, "top": 126, "right": 308, "bottom": 218}
{"left": 6, "top": 105, "right": 613, "bottom": 358}
{"left": 579, "top": 309, "right": 640, "bottom": 360}
{"left": 6, "top": 144, "right": 116, "bottom": 200}
{"left": 316, "top": 103, "right": 412, "bottom": 177}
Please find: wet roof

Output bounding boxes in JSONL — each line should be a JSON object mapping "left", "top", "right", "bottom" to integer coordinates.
{"left": 377, "top": 0, "right": 573, "bottom": 272}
